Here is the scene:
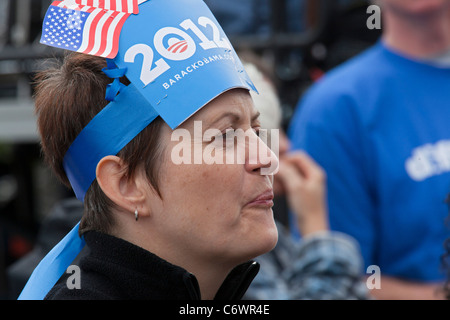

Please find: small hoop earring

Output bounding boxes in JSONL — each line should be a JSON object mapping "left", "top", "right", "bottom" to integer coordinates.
{"left": 134, "top": 208, "right": 139, "bottom": 221}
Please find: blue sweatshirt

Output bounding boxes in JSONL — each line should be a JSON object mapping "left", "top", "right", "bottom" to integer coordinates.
{"left": 289, "top": 41, "right": 450, "bottom": 282}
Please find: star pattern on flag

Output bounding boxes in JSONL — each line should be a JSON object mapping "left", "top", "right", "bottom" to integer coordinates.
{"left": 41, "top": 7, "right": 88, "bottom": 50}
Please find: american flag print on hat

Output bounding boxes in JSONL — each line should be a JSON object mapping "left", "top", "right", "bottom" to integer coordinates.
{"left": 40, "top": 0, "right": 146, "bottom": 58}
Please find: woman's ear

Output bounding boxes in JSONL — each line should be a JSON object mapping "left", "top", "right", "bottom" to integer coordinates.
{"left": 96, "top": 155, "right": 147, "bottom": 215}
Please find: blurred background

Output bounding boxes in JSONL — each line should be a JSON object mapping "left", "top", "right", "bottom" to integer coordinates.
{"left": 0, "top": 0, "right": 380, "bottom": 299}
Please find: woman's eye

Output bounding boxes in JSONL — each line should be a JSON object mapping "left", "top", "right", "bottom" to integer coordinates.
{"left": 210, "top": 127, "right": 265, "bottom": 149}
{"left": 223, "top": 129, "right": 236, "bottom": 147}
{"left": 210, "top": 129, "right": 233, "bottom": 148}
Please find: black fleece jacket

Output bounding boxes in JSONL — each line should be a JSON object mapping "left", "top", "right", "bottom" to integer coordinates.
{"left": 45, "top": 231, "right": 259, "bottom": 300}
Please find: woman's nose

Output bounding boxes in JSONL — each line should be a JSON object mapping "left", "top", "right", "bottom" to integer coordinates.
{"left": 245, "top": 130, "right": 279, "bottom": 175}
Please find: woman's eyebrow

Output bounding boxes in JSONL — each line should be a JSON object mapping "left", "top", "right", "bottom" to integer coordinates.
{"left": 206, "top": 112, "right": 241, "bottom": 128}
{"left": 206, "top": 110, "right": 261, "bottom": 128}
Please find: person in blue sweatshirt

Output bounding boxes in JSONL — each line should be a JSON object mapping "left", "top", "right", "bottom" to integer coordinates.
{"left": 288, "top": 0, "right": 450, "bottom": 299}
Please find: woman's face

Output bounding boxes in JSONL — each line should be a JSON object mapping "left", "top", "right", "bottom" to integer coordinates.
{"left": 145, "top": 89, "right": 278, "bottom": 269}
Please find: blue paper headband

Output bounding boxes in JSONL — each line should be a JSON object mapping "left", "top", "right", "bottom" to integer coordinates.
{"left": 19, "top": 0, "right": 256, "bottom": 299}
{"left": 63, "top": 60, "right": 159, "bottom": 201}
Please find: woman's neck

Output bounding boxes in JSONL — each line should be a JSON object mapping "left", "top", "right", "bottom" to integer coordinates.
{"left": 115, "top": 221, "right": 233, "bottom": 300}
{"left": 179, "top": 257, "right": 234, "bottom": 300}
{"left": 114, "top": 215, "right": 241, "bottom": 300}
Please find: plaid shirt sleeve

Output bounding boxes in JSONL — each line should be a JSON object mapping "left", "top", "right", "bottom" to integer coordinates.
{"left": 244, "top": 224, "right": 370, "bottom": 300}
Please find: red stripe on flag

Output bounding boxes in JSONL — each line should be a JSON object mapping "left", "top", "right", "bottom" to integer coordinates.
{"left": 105, "top": 12, "right": 129, "bottom": 58}
{"left": 131, "top": 0, "right": 138, "bottom": 14}
{"left": 109, "top": 13, "right": 129, "bottom": 58}
{"left": 84, "top": 10, "right": 105, "bottom": 54}
{"left": 72, "top": 0, "right": 138, "bottom": 13}
{"left": 98, "top": 0, "right": 105, "bottom": 9}
{"left": 93, "top": 10, "right": 116, "bottom": 57}
{"left": 110, "top": 0, "right": 116, "bottom": 11}
{"left": 122, "top": 0, "right": 128, "bottom": 14}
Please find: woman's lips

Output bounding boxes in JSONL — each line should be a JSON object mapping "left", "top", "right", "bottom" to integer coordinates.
{"left": 246, "top": 189, "right": 274, "bottom": 208}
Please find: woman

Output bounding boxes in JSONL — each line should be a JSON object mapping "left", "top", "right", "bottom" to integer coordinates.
{"left": 33, "top": 52, "right": 278, "bottom": 300}
{"left": 20, "top": 0, "right": 279, "bottom": 300}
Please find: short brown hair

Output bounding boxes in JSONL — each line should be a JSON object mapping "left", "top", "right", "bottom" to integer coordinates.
{"left": 34, "top": 52, "right": 165, "bottom": 235}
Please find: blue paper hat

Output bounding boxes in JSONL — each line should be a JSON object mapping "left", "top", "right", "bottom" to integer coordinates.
{"left": 19, "top": 0, "right": 256, "bottom": 299}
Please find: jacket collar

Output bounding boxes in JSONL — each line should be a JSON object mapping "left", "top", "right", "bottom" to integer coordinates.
{"left": 84, "top": 231, "right": 259, "bottom": 300}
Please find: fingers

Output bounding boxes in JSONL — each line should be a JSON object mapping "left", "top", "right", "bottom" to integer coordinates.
{"left": 276, "top": 151, "right": 329, "bottom": 236}
{"left": 280, "top": 151, "right": 326, "bottom": 182}
{"left": 277, "top": 160, "right": 305, "bottom": 194}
